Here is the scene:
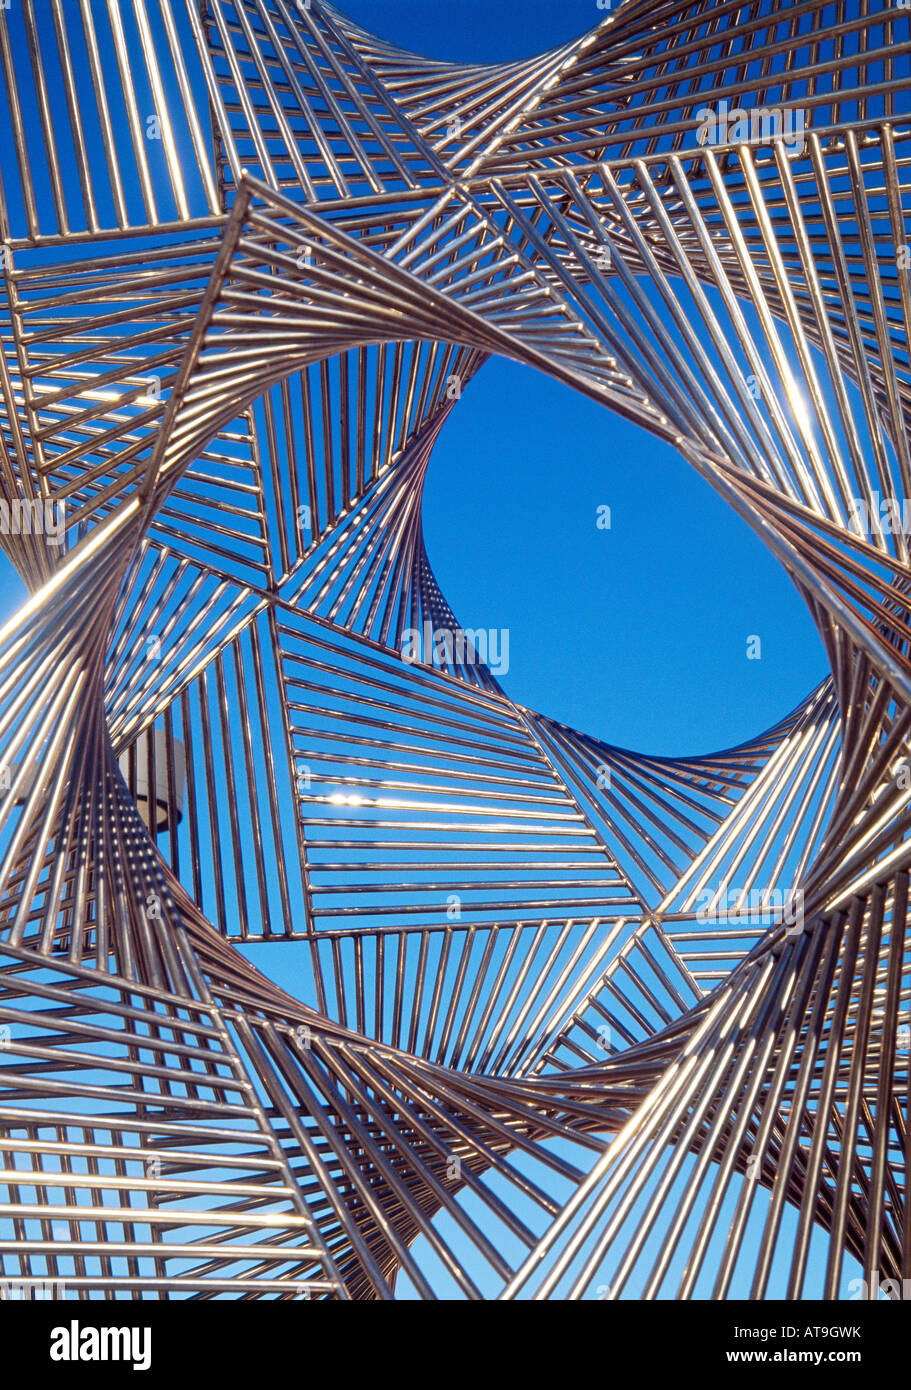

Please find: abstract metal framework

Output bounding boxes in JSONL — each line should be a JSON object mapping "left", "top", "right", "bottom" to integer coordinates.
{"left": 0, "top": 0, "right": 908, "bottom": 1299}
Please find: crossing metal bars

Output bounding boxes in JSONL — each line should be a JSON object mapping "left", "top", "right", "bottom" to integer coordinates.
{"left": 0, "top": 0, "right": 909, "bottom": 1299}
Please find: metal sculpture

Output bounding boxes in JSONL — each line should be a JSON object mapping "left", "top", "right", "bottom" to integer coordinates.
{"left": 0, "top": 0, "right": 908, "bottom": 1300}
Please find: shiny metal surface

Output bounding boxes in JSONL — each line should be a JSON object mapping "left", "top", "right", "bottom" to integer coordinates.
{"left": 0, "top": 0, "right": 908, "bottom": 1299}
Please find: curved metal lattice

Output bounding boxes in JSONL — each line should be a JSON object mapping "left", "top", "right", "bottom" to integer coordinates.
{"left": 0, "top": 0, "right": 908, "bottom": 1300}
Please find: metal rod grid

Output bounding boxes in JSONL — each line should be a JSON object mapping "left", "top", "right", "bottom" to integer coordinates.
{"left": 0, "top": 0, "right": 907, "bottom": 1299}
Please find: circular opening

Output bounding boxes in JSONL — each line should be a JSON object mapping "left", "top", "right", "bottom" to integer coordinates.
{"left": 420, "top": 356, "right": 828, "bottom": 755}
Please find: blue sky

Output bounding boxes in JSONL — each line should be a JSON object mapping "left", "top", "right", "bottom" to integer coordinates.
{"left": 343, "top": 0, "right": 601, "bottom": 61}
{"left": 422, "top": 356, "right": 825, "bottom": 755}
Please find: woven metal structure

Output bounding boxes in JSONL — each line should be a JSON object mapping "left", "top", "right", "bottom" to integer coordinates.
{"left": 0, "top": 0, "right": 908, "bottom": 1300}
